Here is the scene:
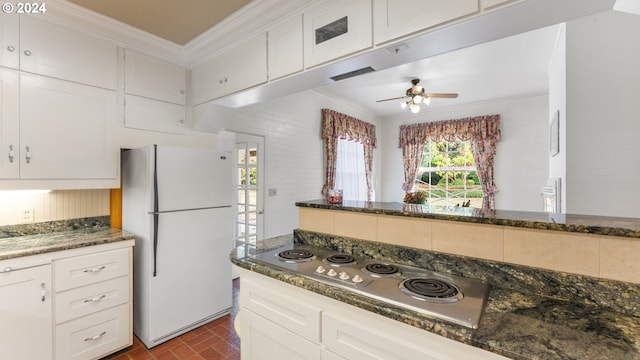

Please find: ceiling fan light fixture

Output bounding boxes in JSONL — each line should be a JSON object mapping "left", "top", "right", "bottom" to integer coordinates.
{"left": 424, "top": 97, "right": 432, "bottom": 106}
{"left": 400, "top": 102, "right": 407, "bottom": 109}
{"left": 409, "top": 103, "right": 420, "bottom": 113}
{"left": 413, "top": 94, "right": 423, "bottom": 104}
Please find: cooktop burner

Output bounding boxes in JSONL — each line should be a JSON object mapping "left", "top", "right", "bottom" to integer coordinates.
{"left": 324, "top": 254, "right": 357, "bottom": 266}
{"left": 400, "top": 278, "right": 462, "bottom": 303}
{"left": 363, "top": 263, "right": 401, "bottom": 277}
{"left": 276, "top": 249, "right": 316, "bottom": 262}
{"left": 251, "top": 244, "right": 489, "bottom": 329}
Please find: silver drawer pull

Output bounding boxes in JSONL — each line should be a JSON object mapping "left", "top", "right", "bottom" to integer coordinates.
{"left": 84, "top": 331, "right": 106, "bottom": 342}
{"left": 8, "top": 145, "right": 14, "bottom": 163}
{"left": 83, "top": 265, "right": 106, "bottom": 273}
{"left": 41, "top": 283, "right": 46, "bottom": 302}
{"left": 84, "top": 294, "right": 107, "bottom": 303}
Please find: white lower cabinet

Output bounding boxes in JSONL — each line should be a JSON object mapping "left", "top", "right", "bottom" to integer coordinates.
{"left": 0, "top": 241, "right": 133, "bottom": 360}
{"left": 55, "top": 304, "right": 130, "bottom": 360}
{"left": 238, "top": 268, "right": 509, "bottom": 360}
{"left": 242, "top": 310, "right": 322, "bottom": 360}
{"left": 0, "top": 262, "right": 52, "bottom": 360}
{"left": 54, "top": 245, "right": 133, "bottom": 360}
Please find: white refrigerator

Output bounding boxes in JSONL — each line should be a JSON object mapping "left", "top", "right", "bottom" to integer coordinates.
{"left": 122, "top": 145, "right": 232, "bottom": 348}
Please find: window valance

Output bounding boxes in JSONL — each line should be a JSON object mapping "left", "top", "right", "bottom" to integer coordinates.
{"left": 398, "top": 114, "right": 501, "bottom": 147}
{"left": 321, "top": 109, "right": 377, "bottom": 147}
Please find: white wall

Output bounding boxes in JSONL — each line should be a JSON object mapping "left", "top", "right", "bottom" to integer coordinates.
{"left": 0, "top": 190, "right": 110, "bottom": 226}
{"left": 548, "top": 24, "right": 567, "bottom": 213}
{"left": 379, "top": 95, "right": 549, "bottom": 212}
{"left": 202, "top": 89, "right": 382, "bottom": 238}
{"left": 566, "top": 10, "right": 640, "bottom": 217}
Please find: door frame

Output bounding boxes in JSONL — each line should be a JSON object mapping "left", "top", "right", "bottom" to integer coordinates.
{"left": 231, "top": 132, "right": 266, "bottom": 256}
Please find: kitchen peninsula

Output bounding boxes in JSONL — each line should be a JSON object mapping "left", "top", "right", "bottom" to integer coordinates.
{"left": 231, "top": 200, "right": 640, "bottom": 360}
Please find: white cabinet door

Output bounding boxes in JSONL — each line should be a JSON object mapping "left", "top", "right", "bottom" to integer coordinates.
{"left": 373, "top": 0, "right": 479, "bottom": 44}
{"left": 0, "top": 264, "right": 52, "bottom": 360}
{"left": 124, "top": 49, "right": 186, "bottom": 105}
{"left": 304, "top": 0, "right": 372, "bottom": 68}
{"left": 225, "top": 32, "right": 268, "bottom": 94}
{"left": 191, "top": 55, "right": 226, "bottom": 105}
{"left": 241, "top": 310, "right": 322, "bottom": 360}
{"left": 192, "top": 32, "right": 268, "bottom": 104}
{"left": 19, "top": 74, "right": 118, "bottom": 180}
{"left": 268, "top": 15, "right": 304, "bottom": 80}
{"left": 124, "top": 95, "right": 186, "bottom": 134}
{"left": 0, "top": 12, "right": 19, "bottom": 69}
{"left": 19, "top": 16, "right": 117, "bottom": 89}
{"left": 0, "top": 68, "right": 19, "bottom": 179}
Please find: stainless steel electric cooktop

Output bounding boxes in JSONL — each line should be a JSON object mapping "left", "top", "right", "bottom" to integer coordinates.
{"left": 248, "top": 244, "right": 490, "bottom": 329}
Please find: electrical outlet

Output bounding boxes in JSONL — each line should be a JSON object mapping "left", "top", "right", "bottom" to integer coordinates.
{"left": 20, "top": 208, "right": 35, "bottom": 223}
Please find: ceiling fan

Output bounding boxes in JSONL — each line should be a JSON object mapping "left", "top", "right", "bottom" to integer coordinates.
{"left": 376, "top": 79, "right": 458, "bottom": 113}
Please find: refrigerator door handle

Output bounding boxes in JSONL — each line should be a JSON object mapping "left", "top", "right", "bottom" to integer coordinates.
{"left": 153, "top": 145, "right": 159, "bottom": 277}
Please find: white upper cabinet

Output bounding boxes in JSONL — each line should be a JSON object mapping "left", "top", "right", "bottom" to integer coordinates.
{"left": 373, "top": 0, "right": 479, "bottom": 44}
{"left": 0, "top": 13, "right": 19, "bottom": 69}
{"left": 0, "top": 68, "right": 19, "bottom": 179}
{"left": 192, "top": 32, "right": 267, "bottom": 105}
{"left": 268, "top": 14, "right": 304, "bottom": 80}
{"left": 124, "top": 49, "right": 186, "bottom": 105}
{"left": 18, "top": 74, "right": 118, "bottom": 182}
{"left": 124, "top": 95, "right": 186, "bottom": 135}
{"left": 303, "top": 0, "right": 372, "bottom": 68}
{"left": 19, "top": 16, "right": 117, "bottom": 89}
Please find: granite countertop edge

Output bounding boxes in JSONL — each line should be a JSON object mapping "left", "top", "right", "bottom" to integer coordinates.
{"left": 0, "top": 227, "right": 135, "bottom": 261}
{"left": 231, "top": 234, "right": 640, "bottom": 360}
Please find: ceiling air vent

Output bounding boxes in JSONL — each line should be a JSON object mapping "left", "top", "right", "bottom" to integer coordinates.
{"left": 330, "top": 66, "right": 376, "bottom": 82}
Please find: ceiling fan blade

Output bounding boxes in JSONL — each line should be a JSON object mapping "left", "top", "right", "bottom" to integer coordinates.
{"left": 376, "top": 95, "right": 410, "bottom": 102}
{"left": 426, "top": 93, "right": 459, "bottom": 98}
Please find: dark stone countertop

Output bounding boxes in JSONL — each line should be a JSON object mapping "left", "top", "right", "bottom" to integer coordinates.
{"left": 230, "top": 230, "right": 640, "bottom": 360}
{"left": 0, "top": 227, "right": 135, "bottom": 261}
{"left": 296, "top": 199, "right": 640, "bottom": 238}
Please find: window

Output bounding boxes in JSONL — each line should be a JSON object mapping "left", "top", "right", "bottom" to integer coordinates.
{"left": 415, "top": 140, "right": 483, "bottom": 207}
{"left": 335, "top": 138, "right": 370, "bottom": 201}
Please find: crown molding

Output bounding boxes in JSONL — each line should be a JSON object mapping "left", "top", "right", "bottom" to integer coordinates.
{"left": 43, "top": 0, "right": 317, "bottom": 66}
{"left": 44, "top": 0, "right": 186, "bottom": 64}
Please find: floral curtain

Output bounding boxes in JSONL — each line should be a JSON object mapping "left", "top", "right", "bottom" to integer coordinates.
{"left": 321, "top": 109, "right": 377, "bottom": 201}
{"left": 398, "top": 114, "right": 501, "bottom": 210}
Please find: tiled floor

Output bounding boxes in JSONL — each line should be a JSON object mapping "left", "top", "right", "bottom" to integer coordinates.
{"left": 103, "top": 279, "right": 241, "bottom": 360}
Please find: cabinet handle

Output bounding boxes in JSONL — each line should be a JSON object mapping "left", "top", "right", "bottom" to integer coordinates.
{"left": 3, "top": 266, "right": 13, "bottom": 272}
{"left": 84, "top": 294, "right": 107, "bottom": 303}
{"left": 224, "top": 77, "right": 228, "bottom": 83}
{"left": 25, "top": 146, "right": 31, "bottom": 164}
{"left": 84, "top": 331, "right": 106, "bottom": 342}
{"left": 24, "top": 50, "right": 31, "bottom": 56}
{"left": 7, "top": 45, "right": 15, "bottom": 52}
{"left": 180, "top": 89, "right": 185, "bottom": 95}
{"left": 41, "top": 283, "right": 46, "bottom": 302}
{"left": 8, "top": 145, "right": 14, "bottom": 163}
{"left": 83, "top": 265, "right": 106, "bottom": 273}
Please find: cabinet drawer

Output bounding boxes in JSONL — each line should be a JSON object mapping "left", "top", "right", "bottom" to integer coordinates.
{"left": 241, "top": 278, "right": 321, "bottom": 342}
{"left": 56, "top": 276, "right": 130, "bottom": 324}
{"left": 55, "top": 248, "right": 130, "bottom": 291}
{"left": 55, "top": 303, "right": 131, "bottom": 360}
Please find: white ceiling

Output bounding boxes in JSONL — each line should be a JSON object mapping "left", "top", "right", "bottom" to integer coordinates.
{"left": 314, "top": 24, "right": 562, "bottom": 118}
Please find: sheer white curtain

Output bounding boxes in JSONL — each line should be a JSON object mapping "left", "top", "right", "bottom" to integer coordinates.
{"left": 335, "top": 138, "right": 373, "bottom": 201}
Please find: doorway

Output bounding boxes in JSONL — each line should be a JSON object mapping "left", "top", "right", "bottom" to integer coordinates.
{"left": 232, "top": 133, "right": 265, "bottom": 258}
